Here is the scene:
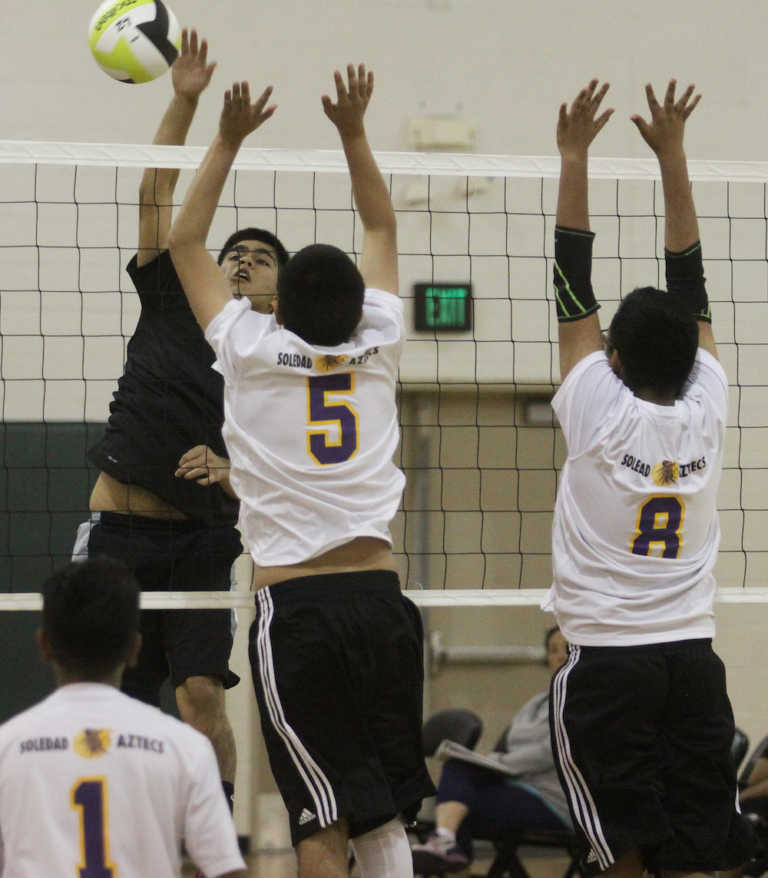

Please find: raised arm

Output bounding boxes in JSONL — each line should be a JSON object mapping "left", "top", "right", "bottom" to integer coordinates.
{"left": 168, "top": 82, "right": 276, "bottom": 329}
{"left": 631, "top": 80, "right": 715, "bottom": 359}
{"left": 554, "top": 80, "right": 613, "bottom": 381}
{"left": 322, "top": 64, "right": 398, "bottom": 295}
{"left": 137, "top": 29, "right": 216, "bottom": 267}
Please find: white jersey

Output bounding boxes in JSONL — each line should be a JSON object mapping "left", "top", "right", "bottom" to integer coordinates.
{"left": 205, "top": 289, "right": 405, "bottom": 566}
{"left": 543, "top": 349, "right": 728, "bottom": 646}
{"left": 0, "top": 684, "right": 245, "bottom": 878}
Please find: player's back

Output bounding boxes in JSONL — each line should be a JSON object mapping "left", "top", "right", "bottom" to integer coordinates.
{"left": 206, "top": 288, "right": 405, "bottom": 566}
{"left": 0, "top": 683, "right": 241, "bottom": 878}
{"left": 548, "top": 348, "right": 729, "bottom": 646}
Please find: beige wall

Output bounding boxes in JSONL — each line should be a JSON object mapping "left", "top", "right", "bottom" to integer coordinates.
{"left": 4, "top": 0, "right": 768, "bottom": 844}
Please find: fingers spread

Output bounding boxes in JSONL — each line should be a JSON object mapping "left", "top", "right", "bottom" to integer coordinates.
{"left": 664, "top": 78, "right": 677, "bottom": 107}
{"left": 255, "top": 84, "right": 273, "bottom": 109}
{"left": 334, "top": 70, "right": 347, "bottom": 101}
{"left": 594, "top": 108, "right": 614, "bottom": 133}
{"left": 347, "top": 63, "right": 357, "bottom": 97}
{"left": 676, "top": 83, "right": 695, "bottom": 110}
{"left": 592, "top": 82, "right": 610, "bottom": 110}
{"left": 683, "top": 91, "right": 702, "bottom": 119}
{"left": 180, "top": 28, "right": 189, "bottom": 56}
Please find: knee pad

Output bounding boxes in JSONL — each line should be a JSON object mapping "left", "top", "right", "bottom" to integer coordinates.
{"left": 350, "top": 818, "right": 413, "bottom": 878}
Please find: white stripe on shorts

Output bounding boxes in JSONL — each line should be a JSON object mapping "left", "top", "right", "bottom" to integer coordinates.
{"left": 255, "top": 588, "right": 338, "bottom": 827}
{"left": 71, "top": 513, "right": 100, "bottom": 562}
{"left": 551, "top": 645, "right": 614, "bottom": 870}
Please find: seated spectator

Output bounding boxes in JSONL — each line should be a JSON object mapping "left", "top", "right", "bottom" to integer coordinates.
{"left": 412, "top": 626, "right": 571, "bottom": 875}
{"left": 742, "top": 758, "right": 768, "bottom": 813}
{"left": 737, "top": 760, "right": 768, "bottom": 877}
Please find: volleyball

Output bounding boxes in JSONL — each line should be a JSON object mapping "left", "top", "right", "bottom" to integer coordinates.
{"left": 88, "top": 0, "right": 181, "bottom": 84}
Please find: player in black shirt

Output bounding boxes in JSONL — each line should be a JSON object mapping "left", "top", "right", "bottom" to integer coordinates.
{"left": 76, "top": 29, "right": 288, "bottom": 815}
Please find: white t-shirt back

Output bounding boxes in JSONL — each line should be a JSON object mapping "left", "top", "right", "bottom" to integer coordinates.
{"left": 205, "top": 289, "right": 405, "bottom": 566}
{"left": 543, "top": 349, "right": 728, "bottom": 646}
{"left": 0, "top": 683, "right": 245, "bottom": 878}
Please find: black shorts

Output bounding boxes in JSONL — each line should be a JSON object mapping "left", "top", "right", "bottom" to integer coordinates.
{"left": 248, "top": 570, "right": 435, "bottom": 846}
{"left": 85, "top": 512, "right": 242, "bottom": 702}
{"left": 549, "top": 639, "right": 754, "bottom": 875}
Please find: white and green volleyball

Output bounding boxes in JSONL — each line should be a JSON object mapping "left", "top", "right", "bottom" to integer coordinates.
{"left": 88, "top": 0, "right": 181, "bottom": 84}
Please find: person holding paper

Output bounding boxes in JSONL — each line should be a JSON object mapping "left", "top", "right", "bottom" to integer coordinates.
{"left": 412, "top": 627, "right": 570, "bottom": 875}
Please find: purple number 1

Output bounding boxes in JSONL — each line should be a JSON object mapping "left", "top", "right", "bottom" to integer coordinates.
{"left": 307, "top": 374, "right": 359, "bottom": 465}
{"left": 71, "top": 779, "right": 114, "bottom": 878}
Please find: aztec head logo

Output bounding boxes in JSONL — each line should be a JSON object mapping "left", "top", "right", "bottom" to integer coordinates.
{"left": 652, "top": 460, "right": 679, "bottom": 486}
{"left": 74, "top": 728, "right": 111, "bottom": 759}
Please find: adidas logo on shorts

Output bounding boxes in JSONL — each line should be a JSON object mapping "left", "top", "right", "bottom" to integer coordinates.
{"left": 586, "top": 850, "right": 598, "bottom": 864}
{"left": 298, "top": 808, "right": 316, "bottom": 826}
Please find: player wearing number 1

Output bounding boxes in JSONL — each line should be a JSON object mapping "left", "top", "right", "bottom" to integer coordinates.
{"left": 543, "top": 80, "right": 754, "bottom": 878}
{"left": 0, "top": 557, "right": 245, "bottom": 878}
{"left": 168, "top": 64, "right": 434, "bottom": 878}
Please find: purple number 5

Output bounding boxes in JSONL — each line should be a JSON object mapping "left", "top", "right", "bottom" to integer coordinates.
{"left": 307, "top": 374, "right": 359, "bottom": 465}
{"left": 71, "top": 778, "right": 114, "bottom": 877}
{"left": 631, "top": 495, "right": 685, "bottom": 559}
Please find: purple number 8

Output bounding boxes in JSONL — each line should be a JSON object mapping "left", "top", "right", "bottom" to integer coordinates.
{"left": 631, "top": 495, "right": 685, "bottom": 559}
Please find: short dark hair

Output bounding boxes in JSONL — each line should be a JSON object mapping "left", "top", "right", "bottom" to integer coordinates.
{"left": 277, "top": 244, "right": 365, "bottom": 346}
{"left": 41, "top": 557, "right": 140, "bottom": 678}
{"left": 608, "top": 287, "right": 699, "bottom": 399}
{"left": 217, "top": 227, "right": 289, "bottom": 266}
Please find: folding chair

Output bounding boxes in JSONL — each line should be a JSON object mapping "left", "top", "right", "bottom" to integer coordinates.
{"left": 411, "top": 708, "right": 484, "bottom": 849}
{"left": 732, "top": 727, "right": 751, "bottom": 774}
{"left": 484, "top": 828, "right": 583, "bottom": 878}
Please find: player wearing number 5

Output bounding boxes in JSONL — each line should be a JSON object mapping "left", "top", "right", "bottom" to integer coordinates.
{"left": 168, "top": 65, "right": 434, "bottom": 878}
{"left": 0, "top": 558, "right": 245, "bottom": 878}
{"left": 544, "top": 80, "right": 753, "bottom": 878}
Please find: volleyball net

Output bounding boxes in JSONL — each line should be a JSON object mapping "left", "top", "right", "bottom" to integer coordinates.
{"left": 1, "top": 141, "right": 768, "bottom": 608}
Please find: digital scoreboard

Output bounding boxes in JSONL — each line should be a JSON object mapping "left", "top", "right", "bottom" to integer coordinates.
{"left": 413, "top": 283, "right": 472, "bottom": 332}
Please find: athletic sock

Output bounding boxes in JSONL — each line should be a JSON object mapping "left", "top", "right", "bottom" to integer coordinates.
{"left": 435, "top": 826, "right": 456, "bottom": 842}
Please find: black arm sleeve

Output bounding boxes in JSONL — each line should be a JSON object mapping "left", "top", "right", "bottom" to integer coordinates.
{"left": 664, "top": 241, "right": 711, "bottom": 323}
{"left": 553, "top": 225, "right": 600, "bottom": 322}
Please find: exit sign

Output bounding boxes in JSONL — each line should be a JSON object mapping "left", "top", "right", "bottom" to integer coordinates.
{"left": 414, "top": 283, "right": 472, "bottom": 331}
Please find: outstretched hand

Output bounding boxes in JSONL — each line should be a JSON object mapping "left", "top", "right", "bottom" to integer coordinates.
{"left": 631, "top": 80, "right": 701, "bottom": 156}
{"left": 219, "top": 81, "right": 277, "bottom": 147}
{"left": 322, "top": 63, "right": 373, "bottom": 138}
{"left": 172, "top": 28, "right": 217, "bottom": 100}
{"left": 557, "top": 80, "right": 613, "bottom": 160}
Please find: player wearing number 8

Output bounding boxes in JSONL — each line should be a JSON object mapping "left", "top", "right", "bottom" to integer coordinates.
{"left": 544, "top": 80, "right": 754, "bottom": 878}
{"left": 0, "top": 558, "right": 246, "bottom": 877}
{"left": 168, "top": 64, "right": 434, "bottom": 878}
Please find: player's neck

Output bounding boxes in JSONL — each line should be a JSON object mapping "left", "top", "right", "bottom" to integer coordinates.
{"left": 53, "top": 666, "right": 124, "bottom": 689}
{"left": 635, "top": 387, "right": 676, "bottom": 406}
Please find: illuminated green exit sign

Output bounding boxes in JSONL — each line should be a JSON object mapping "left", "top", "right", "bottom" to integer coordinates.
{"left": 414, "top": 283, "right": 472, "bottom": 331}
